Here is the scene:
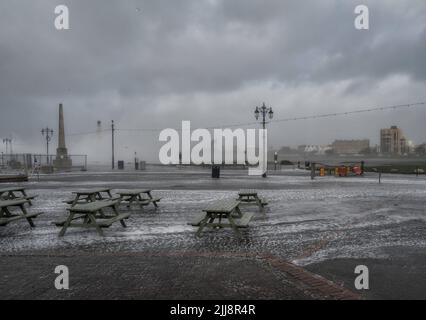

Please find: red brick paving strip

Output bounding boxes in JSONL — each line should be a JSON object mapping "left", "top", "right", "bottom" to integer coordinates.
{"left": 260, "top": 253, "right": 361, "bottom": 300}
{"left": 144, "top": 251, "right": 361, "bottom": 300}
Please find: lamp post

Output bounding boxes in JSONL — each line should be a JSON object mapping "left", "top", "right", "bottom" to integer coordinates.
{"left": 111, "top": 120, "right": 115, "bottom": 170}
{"left": 254, "top": 103, "right": 274, "bottom": 178}
{"left": 134, "top": 151, "right": 139, "bottom": 170}
{"left": 41, "top": 127, "right": 54, "bottom": 165}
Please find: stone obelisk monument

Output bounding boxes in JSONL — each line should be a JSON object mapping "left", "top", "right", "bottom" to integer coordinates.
{"left": 53, "top": 103, "right": 72, "bottom": 170}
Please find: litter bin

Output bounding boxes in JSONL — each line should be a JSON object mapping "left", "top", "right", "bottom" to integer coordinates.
{"left": 212, "top": 166, "right": 220, "bottom": 178}
{"left": 117, "top": 161, "right": 124, "bottom": 170}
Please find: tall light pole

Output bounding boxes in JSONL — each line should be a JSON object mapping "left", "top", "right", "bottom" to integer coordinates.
{"left": 111, "top": 120, "right": 115, "bottom": 170}
{"left": 41, "top": 127, "right": 54, "bottom": 164}
{"left": 254, "top": 103, "right": 274, "bottom": 178}
{"left": 134, "top": 151, "right": 139, "bottom": 170}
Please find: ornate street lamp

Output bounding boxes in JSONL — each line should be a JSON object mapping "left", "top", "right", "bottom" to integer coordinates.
{"left": 254, "top": 103, "right": 273, "bottom": 129}
{"left": 41, "top": 127, "right": 54, "bottom": 164}
{"left": 254, "top": 103, "right": 274, "bottom": 178}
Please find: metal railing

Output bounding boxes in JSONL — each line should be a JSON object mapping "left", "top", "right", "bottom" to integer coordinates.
{"left": 0, "top": 154, "right": 88, "bottom": 172}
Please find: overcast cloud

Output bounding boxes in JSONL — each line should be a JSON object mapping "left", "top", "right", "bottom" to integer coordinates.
{"left": 0, "top": 0, "right": 425, "bottom": 162}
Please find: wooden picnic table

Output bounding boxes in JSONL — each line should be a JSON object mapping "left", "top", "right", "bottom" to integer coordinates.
{"left": 0, "top": 199, "right": 43, "bottom": 227}
{"left": 0, "top": 187, "right": 37, "bottom": 206}
{"left": 117, "top": 189, "right": 161, "bottom": 210}
{"left": 237, "top": 189, "right": 268, "bottom": 211}
{"left": 189, "top": 199, "right": 254, "bottom": 237}
{"left": 56, "top": 200, "right": 130, "bottom": 237}
{"left": 66, "top": 188, "right": 118, "bottom": 207}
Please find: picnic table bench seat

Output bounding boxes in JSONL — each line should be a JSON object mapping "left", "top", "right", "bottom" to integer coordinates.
{"left": 189, "top": 211, "right": 254, "bottom": 228}
{"left": 96, "top": 213, "right": 131, "bottom": 228}
{"left": 0, "top": 194, "right": 38, "bottom": 201}
{"left": 24, "top": 195, "right": 38, "bottom": 201}
{"left": 63, "top": 196, "right": 122, "bottom": 206}
{"left": 0, "top": 199, "right": 44, "bottom": 227}
{"left": 234, "top": 212, "right": 255, "bottom": 228}
{"left": 120, "top": 196, "right": 161, "bottom": 204}
{"left": 66, "top": 200, "right": 120, "bottom": 212}
{"left": 0, "top": 212, "right": 43, "bottom": 226}
{"left": 54, "top": 212, "right": 131, "bottom": 228}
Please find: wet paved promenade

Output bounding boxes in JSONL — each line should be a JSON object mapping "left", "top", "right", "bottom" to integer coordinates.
{"left": 0, "top": 167, "right": 425, "bottom": 299}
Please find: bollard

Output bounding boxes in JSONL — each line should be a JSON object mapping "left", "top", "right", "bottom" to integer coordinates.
{"left": 311, "top": 163, "right": 316, "bottom": 180}
{"left": 212, "top": 166, "right": 220, "bottom": 178}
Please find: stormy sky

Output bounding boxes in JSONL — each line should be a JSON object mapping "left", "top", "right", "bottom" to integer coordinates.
{"left": 0, "top": 0, "right": 425, "bottom": 163}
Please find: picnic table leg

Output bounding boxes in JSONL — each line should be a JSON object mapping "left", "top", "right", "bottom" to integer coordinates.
{"left": 87, "top": 213, "right": 104, "bottom": 236}
{"left": 255, "top": 196, "right": 264, "bottom": 212}
{"left": 112, "top": 205, "right": 127, "bottom": 228}
{"left": 90, "top": 194, "right": 106, "bottom": 217}
{"left": 0, "top": 207, "right": 10, "bottom": 218}
{"left": 107, "top": 190, "right": 113, "bottom": 198}
{"left": 21, "top": 190, "right": 33, "bottom": 206}
{"left": 126, "top": 196, "right": 134, "bottom": 208}
{"left": 227, "top": 214, "right": 242, "bottom": 238}
{"left": 59, "top": 212, "right": 76, "bottom": 237}
{"left": 136, "top": 195, "right": 144, "bottom": 210}
{"left": 20, "top": 204, "right": 35, "bottom": 227}
{"left": 138, "top": 194, "right": 154, "bottom": 210}
{"left": 97, "top": 207, "right": 106, "bottom": 218}
{"left": 196, "top": 214, "right": 211, "bottom": 237}
{"left": 71, "top": 195, "right": 81, "bottom": 207}
{"left": 83, "top": 215, "right": 90, "bottom": 224}
{"left": 147, "top": 192, "right": 159, "bottom": 208}
{"left": 233, "top": 206, "right": 243, "bottom": 218}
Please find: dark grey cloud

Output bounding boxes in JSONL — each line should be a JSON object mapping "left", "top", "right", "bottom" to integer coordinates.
{"left": 0, "top": 0, "right": 425, "bottom": 162}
